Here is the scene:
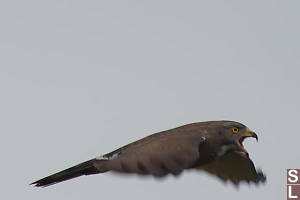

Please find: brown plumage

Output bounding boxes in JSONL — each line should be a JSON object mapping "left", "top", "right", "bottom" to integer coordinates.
{"left": 31, "top": 121, "right": 266, "bottom": 187}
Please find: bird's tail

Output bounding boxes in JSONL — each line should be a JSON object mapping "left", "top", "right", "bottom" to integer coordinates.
{"left": 31, "top": 159, "right": 106, "bottom": 187}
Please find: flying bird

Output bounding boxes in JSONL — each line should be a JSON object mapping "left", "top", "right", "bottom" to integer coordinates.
{"left": 31, "top": 121, "right": 266, "bottom": 187}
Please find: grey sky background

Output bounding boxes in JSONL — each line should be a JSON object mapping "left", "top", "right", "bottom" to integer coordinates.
{"left": 0, "top": 1, "right": 299, "bottom": 199}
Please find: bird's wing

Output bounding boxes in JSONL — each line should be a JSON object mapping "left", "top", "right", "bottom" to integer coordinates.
{"left": 30, "top": 159, "right": 101, "bottom": 187}
{"left": 31, "top": 127, "right": 207, "bottom": 187}
{"left": 196, "top": 151, "right": 266, "bottom": 185}
{"left": 100, "top": 131, "right": 206, "bottom": 177}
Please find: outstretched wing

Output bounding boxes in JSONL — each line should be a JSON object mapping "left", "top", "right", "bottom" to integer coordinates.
{"left": 196, "top": 151, "right": 266, "bottom": 185}
{"left": 100, "top": 131, "right": 206, "bottom": 177}
{"left": 31, "top": 127, "right": 207, "bottom": 187}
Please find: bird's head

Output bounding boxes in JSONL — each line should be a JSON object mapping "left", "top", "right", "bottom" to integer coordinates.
{"left": 221, "top": 121, "right": 258, "bottom": 155}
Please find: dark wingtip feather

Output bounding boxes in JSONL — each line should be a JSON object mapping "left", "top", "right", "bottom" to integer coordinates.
{"left": 30, "top": 177, "right": 60, "bottom": 187}
{"left": 31, "top": 159, "right": 101, "bottom": 187}
{"left": 256, "top": 169, "right": 267, "bottom": 183}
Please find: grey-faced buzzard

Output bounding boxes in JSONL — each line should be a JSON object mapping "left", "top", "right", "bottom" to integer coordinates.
{"left": 31, "top": 121, "right": 266, "bottom": 187}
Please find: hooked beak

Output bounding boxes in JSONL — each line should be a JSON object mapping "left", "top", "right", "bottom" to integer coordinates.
{"left": 251, "top": 131, "right": 258, "bottom": 142}
{"left": 248, "top": 129, "right": 258, "bottom": 142}
{"left": 238, "top": 129, "right": 258, "bottom": 154}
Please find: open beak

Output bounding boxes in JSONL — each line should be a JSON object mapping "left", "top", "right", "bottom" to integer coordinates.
{"left": 238, "top": 129, "right": 258, "bottom": 154}
{"left": 251, "top": 131, "right": 258, "bottom": 142}
{"left": 246, "top": 129, "right": 258, "bottom": 142}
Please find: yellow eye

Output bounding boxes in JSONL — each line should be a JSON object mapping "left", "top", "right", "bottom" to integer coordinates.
{"left": 232, "top": 127, "right": 239, "bottom": 134}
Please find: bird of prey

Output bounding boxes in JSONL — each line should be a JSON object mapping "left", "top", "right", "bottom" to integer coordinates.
{"left": 31, "top": 121, "right": 266, "bottom": 187}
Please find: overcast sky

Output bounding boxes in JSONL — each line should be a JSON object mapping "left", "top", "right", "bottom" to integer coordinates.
{"left": 1, "top": 1, "right": 299, "bottom": 199}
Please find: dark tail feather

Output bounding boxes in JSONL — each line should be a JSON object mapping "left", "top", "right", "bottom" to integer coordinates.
{"left": 31, "top": 159, "right": 104, "bottom": 187}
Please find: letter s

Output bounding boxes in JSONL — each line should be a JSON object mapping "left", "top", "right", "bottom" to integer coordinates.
{"left": 288, "top": 170, "right": 299, "bottom": 183}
